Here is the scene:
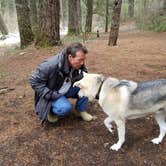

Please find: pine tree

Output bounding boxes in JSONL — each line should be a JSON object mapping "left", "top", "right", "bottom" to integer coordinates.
{"left": 85, "top": 0, "right": 93, "bottom": 33}
{"left": 15, "top": 0, "right": 34, "bottom": 48}
{"left": 108, "top": 0, "right": 122, "bottom": 46}
{"left": 35, "top": 0, "right": 60, "bottom": 47}
{"left": 0, "top": 12, "right": 8, "bottom": 35}
{"left": 68, "top": 0, "right": 81, "bottom": 35}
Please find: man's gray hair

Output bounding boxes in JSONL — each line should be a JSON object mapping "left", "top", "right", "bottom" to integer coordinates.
{"left": 66, "top": 42, "right": 88, "bottom": 57}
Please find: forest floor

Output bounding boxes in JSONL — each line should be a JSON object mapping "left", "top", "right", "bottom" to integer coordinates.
{"left": 0, "top": 28, "right": 166, "bottom": 166}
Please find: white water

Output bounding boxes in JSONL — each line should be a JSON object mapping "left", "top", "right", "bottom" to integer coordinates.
{"left": 0, "top": 26, "right": 68, "bottom": 48}
{"left": 0, "top": 32, "right": 20, "bottom": 47}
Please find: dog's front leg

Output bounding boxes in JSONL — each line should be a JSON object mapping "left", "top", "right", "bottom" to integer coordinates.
{"left": 151, "top": 113, "right": 166, "bottom": 144}
{"left": 110, "top": 119, "right": 125, "bottom": 151}
{"left": 104, "top": 117, "right": 113, "bottom": 133}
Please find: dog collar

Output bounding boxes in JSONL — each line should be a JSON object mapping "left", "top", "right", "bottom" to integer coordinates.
{"left": 95, "top": 81, "right": 104, "bottom": 100}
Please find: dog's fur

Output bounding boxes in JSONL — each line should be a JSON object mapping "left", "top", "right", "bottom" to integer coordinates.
{"left": 74, "top": 72, "right": 166, "bottom": 151}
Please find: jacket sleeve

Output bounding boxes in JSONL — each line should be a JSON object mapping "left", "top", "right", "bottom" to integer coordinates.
{"left": 29, "top": 61, "right": 62, "bottom": 100}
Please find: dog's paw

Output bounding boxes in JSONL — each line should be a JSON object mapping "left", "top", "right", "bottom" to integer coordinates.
{"left": 151, "top": 138, "right": 161, "bottom": 144}
{"left": 110, "top": 143, "right": 121, "bottom": 151}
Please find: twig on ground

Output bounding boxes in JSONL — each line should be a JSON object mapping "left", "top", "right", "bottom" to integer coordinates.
{"left": 0, "top": 87, "right": 15, "bottom": 94}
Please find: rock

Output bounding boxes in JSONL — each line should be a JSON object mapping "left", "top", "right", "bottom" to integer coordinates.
{"left": 19, "top": 52, "right": 26, "bottom": 55}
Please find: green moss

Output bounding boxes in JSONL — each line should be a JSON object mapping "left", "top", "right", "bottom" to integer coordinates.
{"left": 35, "top": 31, "right": 61, "bottom": 48}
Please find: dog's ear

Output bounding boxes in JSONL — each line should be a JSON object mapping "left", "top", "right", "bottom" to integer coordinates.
{"left": 73, "top": 81, "right": 84, "bottom": 89}
{"left": 97, "top": 74, "right": 104, "bottom": 83}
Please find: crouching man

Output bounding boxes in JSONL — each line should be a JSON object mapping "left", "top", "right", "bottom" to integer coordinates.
{"left": 29, "top": 42, "right": 95, "bottom": 124}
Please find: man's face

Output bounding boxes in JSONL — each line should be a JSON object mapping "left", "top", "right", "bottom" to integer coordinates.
{"left": 68, "top": 50, "right": 86, "bottom": 69}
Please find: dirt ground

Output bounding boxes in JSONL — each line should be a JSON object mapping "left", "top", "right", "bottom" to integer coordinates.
{"left": 0, "top": 30, "right": 166, "bottom": 166}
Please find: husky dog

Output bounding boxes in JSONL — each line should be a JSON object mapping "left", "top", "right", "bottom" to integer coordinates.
{"left": 74, "top": 72, "right": 166, "bottom": 151}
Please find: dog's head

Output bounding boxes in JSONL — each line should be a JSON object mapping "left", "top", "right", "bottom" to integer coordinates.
{"left": 74, "top": 72, "right": 104, "bottom": 101}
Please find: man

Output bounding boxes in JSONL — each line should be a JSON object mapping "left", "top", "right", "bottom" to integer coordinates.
{"left": 29, "top": 42, "right": 94, "bottom": 124}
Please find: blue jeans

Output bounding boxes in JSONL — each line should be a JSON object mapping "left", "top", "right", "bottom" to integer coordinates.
{"left": 51, "top": 86, "right": 88, "bottom": 116}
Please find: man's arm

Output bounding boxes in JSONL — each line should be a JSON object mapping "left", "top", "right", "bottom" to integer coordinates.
{"left": 29, "top": 62, "right": 62, "bottom": 100}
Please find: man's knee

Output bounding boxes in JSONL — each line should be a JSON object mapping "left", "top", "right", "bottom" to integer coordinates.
{"left": 52, "top": 103, "right": 72, "bottom": 116}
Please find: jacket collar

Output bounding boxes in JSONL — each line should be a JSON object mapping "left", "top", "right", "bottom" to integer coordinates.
{"left": 58, "top": 49, "right": 70, "bottom": 75}
{"left": 62, "top": 53, "right": 70, "bottom": 74}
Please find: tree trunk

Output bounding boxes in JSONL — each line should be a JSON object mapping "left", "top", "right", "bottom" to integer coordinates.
{"left": 60, "top": 0, "right": 67, "bottom": 27}
{"left": 164, "top": 0, "right": 166, "bottom": 12}
{"left": 105, "top": 0, "right": 109, "bottom": 32}
{"left": 142, "top": 0, "right": 148, "bottom": 16}
{"left": 77, "top": 0, "right": 82, "bottom": 32}
{"left": 108, "top": 0, "right": 122, "bottom": 46}
{"left": 35, "top": 0, "right": 60, "bottom": 47}
{"left": 29, "top": 0, "right": 38, "bottom": 32}
{"left": 68, "top": 0, "right": 81, "bottom": 35}
{"left": 0, "top": 12, "right": 8, "bottom": 35}
{"left": 85, "top": 0, "right": 93, "bottom": 33}
{"left": 0, "top": 0, "right": 6, "bottom": 15}
{"left": 8, "top": 0, "right": 15, "bottom": 18}
{"left": 60, "top": 0, "right": 65, "bottom": 27}
{"left": 128, "top": 0, "right": 134, "bottom": 18}
{"left": 15, "top": 0, "right": 34, "bottom": 48}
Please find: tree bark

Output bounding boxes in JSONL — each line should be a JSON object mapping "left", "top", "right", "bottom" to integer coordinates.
{"left": 142, "top": 0, "right": 148, "bottom": 16}
{"left": 35, "top": 0, "right": 60, "bottom": 47}
{"left": 60, "top": 0, "right": 65, "bottom": 27}
{"left": 0, "top": 0, "right": 6, "bottom": 15}
{"left": 85, "top": 0, "right": 93, "bottom": 33}
{"left": 0, "top": 12, "right": 8, "bottom": 35}
{"left": 164, "top": 0, "right": 166, "bottom": 11}
{"left": 60, "top": 0, "right": 67, "bottom": 26}
{"left": 29, "top": 0, "right": 38, "bottom": 32}
{"left": 108, "top": 0, "right": 122, "bottom": 46}
{"left": 77, "top": 0, "right": 82, "bottom": 32}
{"left": 105, "top": 0, "right": 109, "bottom": 32}
{"left": 68, "top": 0, "right": 81, "bottom": 35}
{"left": 128, "top": 0, "right": 134, "bottom": 18}
{"left": 8, "top": 0, "right": 15, "bottom": 18}
{"left": 15, "top": 0, "right": 34, "bottom": 48}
